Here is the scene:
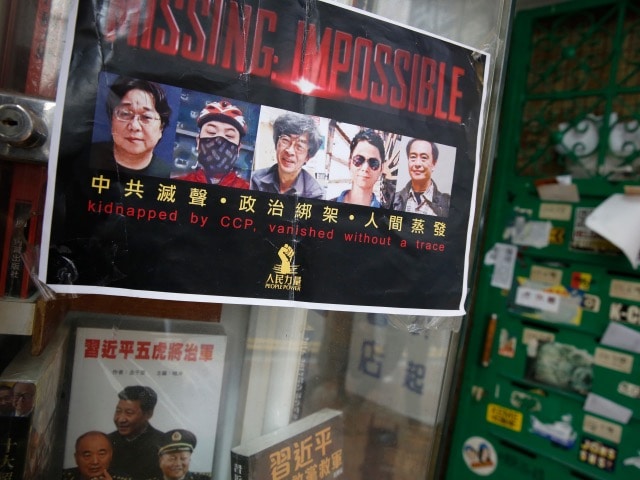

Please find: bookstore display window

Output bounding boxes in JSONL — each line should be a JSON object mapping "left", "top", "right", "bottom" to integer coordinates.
{"left": 0, "top": 0, "right": 512, "bottom": 479}
{"left": 217, "top": 306, "right": 466, "bottom": 479}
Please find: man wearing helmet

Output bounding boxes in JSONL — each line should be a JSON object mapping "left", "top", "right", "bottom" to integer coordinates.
{"left": 176, "top": 100, "right": 250, "bottom": 188}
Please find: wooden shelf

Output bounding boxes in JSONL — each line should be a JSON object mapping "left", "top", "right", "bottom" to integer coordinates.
{"left": 0, "top": 294, "right": 69, "bottom": 354}
{"left": 66, "top": 295, "right": 222, "bottom": 322}
{"left": 0, "top": 293, "right": 222, "bottom": 355}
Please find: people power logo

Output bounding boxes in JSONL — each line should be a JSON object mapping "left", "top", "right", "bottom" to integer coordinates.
{"left": 264, "top": 244, "right": 302, "bottom": 292}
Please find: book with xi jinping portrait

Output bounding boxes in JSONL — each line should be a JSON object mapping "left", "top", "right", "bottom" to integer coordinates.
{"left": 60, "top": 313, "right": 227, "bottom": 480}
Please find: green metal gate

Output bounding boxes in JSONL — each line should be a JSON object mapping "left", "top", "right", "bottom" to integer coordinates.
{"left": 445, "top": 1, "right": 640, "bottom": 478}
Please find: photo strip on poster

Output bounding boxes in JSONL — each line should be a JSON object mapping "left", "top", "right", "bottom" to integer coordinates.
{"left": 82, "top": 73, "right": 457, "bottom": 216}
{"left": 41, "top": 0, "right": 490, "bottom": 315}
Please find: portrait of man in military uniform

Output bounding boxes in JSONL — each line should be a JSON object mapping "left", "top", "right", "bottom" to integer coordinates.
{"left": 147, "top": 429, "right": 211, "bottom": 480}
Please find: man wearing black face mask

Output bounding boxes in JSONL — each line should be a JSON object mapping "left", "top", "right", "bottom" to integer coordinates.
{"left": 176, "top": 100, "right": 249, "bottom": 188}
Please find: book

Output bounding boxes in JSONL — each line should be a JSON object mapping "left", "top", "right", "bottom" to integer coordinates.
{"left": 60, "top": 313, "right": 226, "bottom": 480}
{"left": 231, "top": 408, "right": 344, "bottom": 480}
{"left": 0, "top": 162, "right": 13, "bottom": 273}
{"left": 0, "top": 321, "right": 69, "bottom": 480}
{"left": 0, "top": 163, "right": 47, "bottom": 298}
{"left": 26, "top": 0, "right": 72, "bottom": 99}
{"left": 25, "top": 0, "right": 56, "bottom": 99}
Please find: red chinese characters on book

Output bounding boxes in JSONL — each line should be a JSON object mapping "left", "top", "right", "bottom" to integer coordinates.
{"left": 83, "top": 338, "right": 215, "bottom": 361}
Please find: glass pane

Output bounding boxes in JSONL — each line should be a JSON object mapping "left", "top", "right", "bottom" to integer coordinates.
{"left": 220, "top": 306, "right": 462, "bottom": 480}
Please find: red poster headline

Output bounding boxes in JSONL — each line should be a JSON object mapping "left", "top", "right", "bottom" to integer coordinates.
{"left": 102, "top": 0, "right": 465, "bottom": 122}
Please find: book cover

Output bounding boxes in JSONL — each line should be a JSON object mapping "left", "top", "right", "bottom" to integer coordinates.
{"left": 0, "top": 415, "right": 31, "bottom": 479}
{"left": 0, "top": 163, "right": 47, "bottom": 298}
{"left": 0, "top": 321, "right": 69, "bottom": 480}
{"left": 61, "top": 314, "right": 226, "bottom": 480}
{"left": 231, "top": 408, "right": 343, "bottom": 480}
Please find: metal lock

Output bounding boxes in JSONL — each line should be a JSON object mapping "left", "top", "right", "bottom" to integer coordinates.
{"left": 0, "top": 93, "right": 55, "bottom": 162}
{"left": 0, "top": 103, "right": 45, "bottom": 147}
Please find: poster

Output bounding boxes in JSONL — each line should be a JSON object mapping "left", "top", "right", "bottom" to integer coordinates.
{"left": 62, "top": 317, "right": 226, "bottom": 480}
{"left": 40, "top": 0, "right": 490, "bottom": 315}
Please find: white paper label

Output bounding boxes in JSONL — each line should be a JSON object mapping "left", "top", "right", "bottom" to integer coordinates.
{"left": 582, "top": 414, "right": 622, "bottom": 444}
{"left": 539, "top": 203, "right": 573, "bottom": 221}
{"left": 530, "top": 265, "right": 563, "bottom": 285}
{"left": 594, "top": 347, "right": 634, "bottom": 374}
{"left": 618, "top": 381, "right": 640, "bottom": 399}
{"left": 490, "top": 243, "right": 518, "bottom": 290}
{"left": 610, "top": 279, "right": 640, "bottom": 302}
{"left": 522, "top": 328, "right": 556, "bottom": 345}
{"left": 515, "top": 286, "right": 561, "bottom": 313}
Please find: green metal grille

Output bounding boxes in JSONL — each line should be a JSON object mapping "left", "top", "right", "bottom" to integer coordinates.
{"left": 510, "top": 0, "right": 640, "bottom": 187}
{"left": 527, "top": 6, "right": 616, "bottom": 94}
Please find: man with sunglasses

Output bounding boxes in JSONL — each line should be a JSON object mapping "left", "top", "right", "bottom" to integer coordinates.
{"left": 392, "top": 138, "right": 450, "bottom": 216}
{"left": 333, "top": 129, "right": 385, "bottom": 207}
{"left": 250, "top": 112, "right": 324, "bottom": 199}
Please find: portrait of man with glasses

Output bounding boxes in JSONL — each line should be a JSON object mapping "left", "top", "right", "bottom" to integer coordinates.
{"left": 90, "top": 76, "right": 175, "bottom": 178}
{"left": 11, "top": 382, "right": 36, "bottom": 417}
{"left": 250, "top": 111, "right": 325, "bottom": 199}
